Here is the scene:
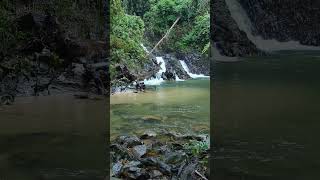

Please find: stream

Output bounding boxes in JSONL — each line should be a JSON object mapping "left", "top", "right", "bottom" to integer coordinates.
{"left": 111, "top": 49, "right": 210, "bottom": 139}
{"left": 111, "top": 79, "right": 210, "bottom": 139}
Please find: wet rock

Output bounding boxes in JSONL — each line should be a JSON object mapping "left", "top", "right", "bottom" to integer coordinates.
{"left": 118, "top": 135, "right": 142, "bottom": 147}
{"left": 132, "top": 145, "right": 147, "bottom": 158}
{"left": 162, "top": 70, "right": 175, "bottom": 81}
{"left": 140, "top": 130, "right": 157, "bottom": 139}
{"left": 163, "top": 54, "right": 190, "bottom": 80}
{"left": 115, "top": 64, "right": 136, "bottom": 82}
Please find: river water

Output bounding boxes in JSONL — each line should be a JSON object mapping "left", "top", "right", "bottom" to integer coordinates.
{"left": 0, "top": 95, "right": 107, "bottom": 179}
{"left": 111, "top": 79, "right": 210, "bottom": 139}
{"left": 213, "top": 51, "right": 320, "bottom": 179}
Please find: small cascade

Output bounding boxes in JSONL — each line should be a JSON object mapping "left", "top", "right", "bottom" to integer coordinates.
{"left": 179, "top": 60, "right": 209, "bottom": 78}
{"left": 225, "top": 0, "right": 320, "bottom": 51}
{"left": 144, "top": 57, "right": 167, "bottom": 85}
{"left": 175, "top": 73, "right": 184, "bottom": 81}
{"left": 141, "top": 44, "right": 208, "bottom": 85}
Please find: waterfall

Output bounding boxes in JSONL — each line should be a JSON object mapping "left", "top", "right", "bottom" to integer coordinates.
{"left": 141, "top": 44, "right": 165, "bottom": 85}
{"left": 175, "top": 74, "right": 184, "bottom": 81}
{"left": 225, "top": 0, "right": 320, "bottom": 51}
{"left": 179, "top": 60, "right": 209, "bottom": 78}
{"left": 143, "top": 57, "right": 167, "bottom": 85}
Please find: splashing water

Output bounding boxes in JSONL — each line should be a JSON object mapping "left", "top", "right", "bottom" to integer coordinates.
{"left": 144, "top": 57, "right": 167, "bottom": 85}
{"left": 179, "top": 60, "right": 209, "bottom": 78}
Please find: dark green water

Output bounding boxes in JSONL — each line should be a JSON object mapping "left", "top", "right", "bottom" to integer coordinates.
{"left": 111, "top": 79, "right": 210, "bottom": 139}
{"left": 213, "top": 51, "right": 320, "bottom": 180}
{"left": 0, "top": 95, "right": 107, "bottom": 180}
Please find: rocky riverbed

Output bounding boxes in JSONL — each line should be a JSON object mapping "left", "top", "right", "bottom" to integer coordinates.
{"left": 110, "top": 130, "right": 209, "bottom": 180}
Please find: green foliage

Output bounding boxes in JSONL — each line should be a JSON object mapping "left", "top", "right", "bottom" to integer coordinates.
{"left": 0, "top": 2, "right": 26, "bottom": 56}
{"left": 143, "top": 0, "right": 210, "bottom": 53}
{"left": 184, "top": 140, "right": 209, "bottom": 156}
{"left": 110, "top": 0, "right": 147, "bottom": 80}
{"left": 122, "top": 0, "right": 151, "bottom": 16}
{"left": 182, "top": 12, "right": 210, "bottom": 52}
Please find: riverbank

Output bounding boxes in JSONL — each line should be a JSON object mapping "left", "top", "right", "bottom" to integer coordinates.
{"left": 110, "top": 130, "right": 209, "bottom": 179}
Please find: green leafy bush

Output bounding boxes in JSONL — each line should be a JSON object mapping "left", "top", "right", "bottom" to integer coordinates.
{"left": 184, "top": 140, "right": 209, "bottom": 156}
{"left": 143, "top": 0, "right": 209, "bottom": 53}
{"left": 110, "top": 0, "right": 147, "bottom": 80}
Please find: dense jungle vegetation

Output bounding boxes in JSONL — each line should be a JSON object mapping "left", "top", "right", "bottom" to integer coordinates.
{"left": 110, "top": 0, "right": 210, "bottom": 80}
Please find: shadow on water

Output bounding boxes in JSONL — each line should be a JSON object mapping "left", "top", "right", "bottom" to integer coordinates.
{"left": 212, "top": 51, "right": 320, "bottom": 180}
{"left": 0, "top": 95, "right": 108, "bottom": 179}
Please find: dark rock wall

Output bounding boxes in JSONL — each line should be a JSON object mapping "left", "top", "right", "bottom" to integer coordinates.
{"left": 211, "top": 0, "right": 320, "bottom": 57}
{"left": 239, "top": 0, "right": 320, "bottom": 46}
{"left": 211, "top": 0, "right": 262, "bottom": 57}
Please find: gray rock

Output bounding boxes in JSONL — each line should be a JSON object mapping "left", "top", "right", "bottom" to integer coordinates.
{"left": 150, "top": 170, "right": 163, "bottom": 178}
{"left": 132, "top": 145, "right": 147, "bottom": 158}
{"left": 111, "top": 162, "right": 123, "bottom": 177}
{"left": 140, "top": 130, "right": 157, "bottom": 139}
{"left": 118, "top": 135, "right": 142, "bottom": 147}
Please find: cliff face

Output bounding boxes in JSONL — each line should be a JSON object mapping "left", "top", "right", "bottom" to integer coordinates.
{"left": 239, "top": 0, "right": 320, "bottom": 46}
{"left": 211, "top": 0, "right": 262, "bottom": 57}
{"left": 211, "top": 0, "right": 320, "bottom": 57}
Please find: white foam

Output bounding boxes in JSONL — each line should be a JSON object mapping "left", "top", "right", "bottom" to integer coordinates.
{"left": 225, "top": 0, "right": 320, "bottom": 51}
{"left": 179, "top": 60, "right": 209, "bottom": 78}
{"left": 144, "top": 57, "right": 167, "bottom": 85}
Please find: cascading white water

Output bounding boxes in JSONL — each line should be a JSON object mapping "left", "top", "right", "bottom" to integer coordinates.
{"left": 141, "top": 44, "right": 207, "bottom": 84}
{"left": 179, "top": 60, "right": 209, "bottom": 78}
{"left": 143, "top": 56, "right": 167, "bottom": 85}
{"left": 140, "top": 44, "right": 166, "bottom": 85}
{"left": 175, "top": 74, "right": 184, "bottom": 81}
{"left": 225, "top": 0, "right": 320, "bottom": 51}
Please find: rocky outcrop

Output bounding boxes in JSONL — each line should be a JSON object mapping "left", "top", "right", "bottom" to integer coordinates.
{"left": 211, "top": 0, "right": 262, "bottom": 57}
{"left": 176, "top": 53, "right": 210, "bottom": 76}
{"left": 211, "top": 0, "right": 320, "bottom": 57}
{"left": 239, "top": 0, "right": 320, "bottom": 46}
{"left": 163, "top": 54, "right": 190, "bottom": 80}
{"left": 0, "top": 12, "right": 108, "bottom": 103}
